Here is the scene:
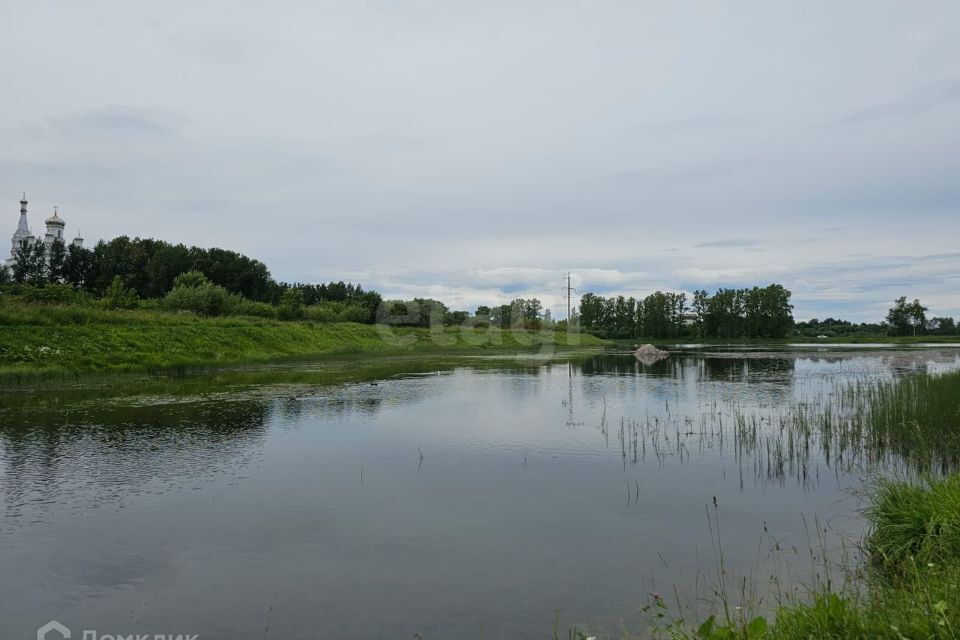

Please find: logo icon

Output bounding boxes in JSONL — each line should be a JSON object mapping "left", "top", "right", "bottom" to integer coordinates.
{"left": 37, "top": 620, "right": 71, "bottom": 640}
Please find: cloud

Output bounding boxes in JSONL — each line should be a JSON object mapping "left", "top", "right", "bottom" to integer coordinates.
{"left": 827, "top": 82, "right": 960, "bottom": 127}
{"left": 695, "top": 238, "right": 762, "bottom": 249}
{"left": 2, "top": 1, "right": 960, "bottom": 323}
{"left": 48, "top": 106, "right": 186, "bottom": 138}
{"left": 636, "top": 113, "right": 751, "bottom": 133}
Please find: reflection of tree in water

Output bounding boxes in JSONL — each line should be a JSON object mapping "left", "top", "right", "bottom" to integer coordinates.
{"left": 0, "top": 399, "right": 269, "bottom": 526}
{"left": 574, "top": 351, "right": 960, "bottom": 491}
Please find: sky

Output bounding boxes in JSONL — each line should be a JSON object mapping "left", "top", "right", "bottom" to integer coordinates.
{"left": 2, "top": 1, "right": 959, "bottom": 321}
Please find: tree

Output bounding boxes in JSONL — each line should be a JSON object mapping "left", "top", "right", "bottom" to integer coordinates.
{"left": 928, "top": 317, "right": 957, "bottom": 335}
{"left": 692, "top": 290, "right": 708, "bottom": 338}
{"left": 101, "top": 275, "right": 139, "bottom": 309}
{"left": 11, "top": 239, "right": 32, "bottom": 283}
{"left": 577, "top": 284, "right": 793, "bottom": 339}
{"left": 173, "top": 270, "right": 211, "bottom": 289}
{"left": 475, "top": 305, "right": 491, "bottom": 325}
{"left": 47, "top": 239, "right": 67, "bottom": 284}
{"left": 886, "top": 297, "right": 910, "bottom": 336}
{"left": 278, "top": 288, "right": 305, "bottom": 320}
{"left": 63, "top": 244, "right": 94, "bottom": 288}
{"left": 907, "top": 299, "right": 928, "bottom": 336}
{"left": 887, "top": 297, "right": 927, "bottom": 336}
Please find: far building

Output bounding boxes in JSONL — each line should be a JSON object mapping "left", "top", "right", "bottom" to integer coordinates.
{"left": 5, "top": 194, "right": 84, "bottom": 269}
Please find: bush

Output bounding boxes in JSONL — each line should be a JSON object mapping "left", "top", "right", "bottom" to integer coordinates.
{"left": 163, "top": 282, "right": 231, "bottom": 316}
{"left": 302, "top": 301, "right": 371, "bottom": 323}
{"left": 235, "top": 299, "right": 276, "bottom": 319}
{"left": 101, "top": 276, "right": 139, "bottom": 310}
{"left": 277, "top": 288, "right": 304, "bottom": 320}
{"left": 172, "top": 270, "right": 211, "bottom": 289}
{"left": 7, "top": 283, "right": 93, "bottom": 306}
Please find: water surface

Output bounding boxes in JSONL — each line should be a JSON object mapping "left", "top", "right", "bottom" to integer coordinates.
{"left": 2, "top": 347, "right": 959, "bottom": 639}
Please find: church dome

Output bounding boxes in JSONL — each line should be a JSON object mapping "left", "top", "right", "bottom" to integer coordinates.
{"left": 45, "top": 209, "right": 65, "bottom": 227}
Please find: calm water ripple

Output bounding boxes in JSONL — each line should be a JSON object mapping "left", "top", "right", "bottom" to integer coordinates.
{"left": 1, "top": 347, "right": 959, "bottom": 638}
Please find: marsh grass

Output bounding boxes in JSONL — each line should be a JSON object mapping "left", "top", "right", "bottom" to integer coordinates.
{"left": 573, "top": 368, "right": 960, "bottom": 639}
{"left": 865, "top": 474, "right": 960, "bottom": 572}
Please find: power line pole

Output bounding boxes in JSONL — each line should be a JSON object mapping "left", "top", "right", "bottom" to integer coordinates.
{"left": 565, "top": 272, "right": 575, "bottom": 321}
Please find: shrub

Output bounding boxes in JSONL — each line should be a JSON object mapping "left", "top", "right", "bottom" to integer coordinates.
{"left": 163, "top": 282, "right": 230, "bottom": 316}
{"left": 15, "top": 284, "right": 92, "bottom": 306}
{"left": 235, "top": 299, "right": 276, "bottom": 319}
{"left": 101, "top": 276, "right": 139, "bottom": 310}
{"left": 277, "top": 288, "right": 305, "bottom": 320}
{"left": 172, "top": 270, "right": 211, "bottom": 289}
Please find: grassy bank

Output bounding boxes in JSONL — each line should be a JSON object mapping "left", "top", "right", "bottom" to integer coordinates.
{"left": 0, "top": 302, "right": 604, "bottom": 376}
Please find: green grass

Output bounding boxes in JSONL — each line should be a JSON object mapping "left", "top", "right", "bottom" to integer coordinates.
{"left": 0, "top": 301, "right": 605, "bottom": 377}
{"left": 566, "top": 369, "right": 960, "bottom": 640}
{"left": 865, "top": 474, "right": 960, "bottom": 573}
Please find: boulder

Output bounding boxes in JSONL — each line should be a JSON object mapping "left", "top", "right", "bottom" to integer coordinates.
{"left": 634, "top": 343, "right": 669, "bottom": 364}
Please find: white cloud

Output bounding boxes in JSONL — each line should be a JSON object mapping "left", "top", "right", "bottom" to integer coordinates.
{"left": 1, "top": 1, "right": 959, "bottom": 322}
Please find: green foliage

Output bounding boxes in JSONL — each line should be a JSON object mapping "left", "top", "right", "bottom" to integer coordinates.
{"left": 290, "top": 281, "right": 383, "bottom": 323}
{"left": 886, "top": 297, "right": 929, "bottom": 337}
{"left": 234, "top": 299, "right": 276, "bottom": 319}
{"left": 378, "top": 298, "right": 451, "bottom": 327}
{"left": 928, "top": 317, "right": 958, "bottom": 335}
{"left": 769, "top": 594, "right": 869, "bottom": 639}
{"left": 794, "top": 317, "right": 888, "bottom": 338}
{"left": 579, "top": 285, "right": 792, "bottom": 340}
{"left": 277, "top": 288, "right": 305, "bottom": 320}
{"left": 488, "top": 298, "right": 545, "bottom": 330}
{"left": 17, "top": 283, "right": 93, "bottom": 306}
{"left": 303, "top": 301, "right": 371, "bottom": 323}
{"left": 4, "top": 235, "right": 388, "bottom": 326}
{"left": 694, "top": 615, "right": 768, "bottom": 640}
{"left": 162, "top": 280, "right": 231, "bottom": 316}
{"left": 47, "top": 239, "right": 67, "bottom": 283}
{"left": 12, "top": 238, "right": 48, "bottom": 285}
{"left": 0, "top": 303, "right": 605, "bottom": 374}
{"left": 100, "top": 276, "right": 139, "bottom": 310}
{"left": 89, "top": 236, "right": 274, "bottom": 300}
{"left": 172, "top": 270, "right": 211, "bottom": 289}
{"left": 865, "top": 474, "right": 960, "bottom": 571}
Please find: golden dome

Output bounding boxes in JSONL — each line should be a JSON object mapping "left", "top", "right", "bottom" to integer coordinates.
{"left": 45, "top": 207, "right": 65, "bottom": 227}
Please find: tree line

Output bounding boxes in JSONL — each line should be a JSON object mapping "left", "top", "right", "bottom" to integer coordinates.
{"left": 885, "top": 297, "right": 957, "bottom": 336}
{"left": 376, "top": 297, "right": 549, "bottom": 329}
{"left": 578, "top": 285, "right": 794, "bottom": 339}
{"left": 0, "top": 235, "right": 383, "bottom": 322}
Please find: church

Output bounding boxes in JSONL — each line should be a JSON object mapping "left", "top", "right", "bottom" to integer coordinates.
{"left": 5, "top": 194, "right": 84, "bottom": 268}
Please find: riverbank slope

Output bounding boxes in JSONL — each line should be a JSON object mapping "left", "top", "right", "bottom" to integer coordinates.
{"left": 0, "top": 304, "right": 605, "bottom": 376}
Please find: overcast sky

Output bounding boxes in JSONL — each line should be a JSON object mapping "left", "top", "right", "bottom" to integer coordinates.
{"left": 3, "top": 1, "right": 959, "bottom": 321}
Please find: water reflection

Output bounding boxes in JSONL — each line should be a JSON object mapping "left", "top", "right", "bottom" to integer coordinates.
{"left": 1, "top": 348, "right": 959, "bottom": 639}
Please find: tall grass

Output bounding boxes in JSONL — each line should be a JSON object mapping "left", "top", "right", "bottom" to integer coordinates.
{"left": 865, "top": 474, "right": 960, "bottom": 572}
{"left": 573, "top": 368, "right": 960, "bottom": 639}
{"left": 0, "top": 300, "right": 604, "bottom": 376}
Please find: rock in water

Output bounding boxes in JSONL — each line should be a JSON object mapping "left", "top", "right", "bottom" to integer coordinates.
{"left": 634, "top": 343, "right": 669, "bottom": 364}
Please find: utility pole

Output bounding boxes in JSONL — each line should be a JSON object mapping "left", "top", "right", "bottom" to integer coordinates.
{"left": 565, "top": 272, "right": 575, "bottom": 321}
